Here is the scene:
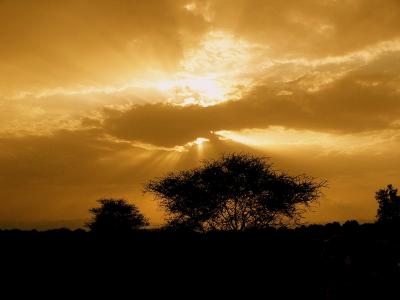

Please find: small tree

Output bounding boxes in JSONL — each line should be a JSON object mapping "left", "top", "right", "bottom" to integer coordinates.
{"left": 145, "top": 153, "right": 326, "bottom": 231}
{"left": 376, "top": 184, "right": 400, "bottom": 224}
{"left": 87, "top": 199, "right": 149, "bottom": 233}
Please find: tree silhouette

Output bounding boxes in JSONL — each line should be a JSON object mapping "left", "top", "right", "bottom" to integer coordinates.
{"left": 376, "top": 184, "right": 400, "bottom": 224}
{"left": 145, "top": 153, "right": 326, "bottom": 231}
{"left": 86, "top": 199, "right": 149, "bottom": 234}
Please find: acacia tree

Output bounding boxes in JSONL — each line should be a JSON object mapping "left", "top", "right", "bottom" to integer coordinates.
{"left": 87, "top": 199, "right": 149, "bottom": 233}
{"left": 145, "top": 153, "right": 326, "bottom": 231}
{"left": 376, "top": 184, "right": 400, "bottom": 224}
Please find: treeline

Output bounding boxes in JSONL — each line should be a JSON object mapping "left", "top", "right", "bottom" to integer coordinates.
{"left": 1, "top": 221, "right": 400, "bottom": 299}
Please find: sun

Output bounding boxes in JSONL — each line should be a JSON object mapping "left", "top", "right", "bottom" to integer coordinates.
{"left": 185, "top": 137, "right": 209, "bottom": 147}
{"left": 193, "top": 137, "right": 209, "bottom": 145}
{"left": 150, "top": 31, "right": 261, "bottom": 107}
{"left": 155, "top": 75, "right": 226, "bottom": 106}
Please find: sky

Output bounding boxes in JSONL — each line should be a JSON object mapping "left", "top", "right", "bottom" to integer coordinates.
{"left": 1, "top": 0, "right": 400, "bottom": 229}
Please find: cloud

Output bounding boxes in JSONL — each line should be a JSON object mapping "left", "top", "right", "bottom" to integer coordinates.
{"left": 6, "top": 0, "right": 400, "bottom": 97}
{"left": 11, "top": 51, "right": 396, "bottom": 144}
{"left": 206, "top": 0, "right": 400, "bottom": 58}
{"left": 0, "top": 0, "right": 209, "bottom": 95}
{"left": 3, "top": 0, "right": 400, "bottom": 141}
{"left": 101, "top": 52, "right": 400, "bottom": 147}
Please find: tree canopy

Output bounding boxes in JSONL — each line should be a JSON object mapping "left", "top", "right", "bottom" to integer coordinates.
{"left": 145, "top": 153, "right": 326, "bottom": 231}
{"left": 86, "top": 198, "right": 149, "bottom": 234}
{"left": 376, "top": 184, "right": 400, "bottom": 224}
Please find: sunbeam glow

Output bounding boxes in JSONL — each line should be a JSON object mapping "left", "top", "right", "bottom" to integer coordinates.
{"left": 215, "top": 127, "right": 397, "bottom": 154}
{"left": 152, "top": 31, "right": 265, "bottom": 106}
{"left": 186, "top": 137, "right": 210, "bottom": 147}
{"left": 154, "top": 75, "right": 226, "bottom": 106}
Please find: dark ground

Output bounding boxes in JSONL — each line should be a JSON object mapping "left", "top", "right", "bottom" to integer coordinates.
{"left": 1, "top": 222, "right": 399, "bottom": 299}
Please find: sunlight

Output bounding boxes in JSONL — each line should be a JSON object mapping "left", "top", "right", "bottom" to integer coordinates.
{"left": 194, "top": 137, "right": 209, "bottom": 145}
{"left": 215, "top": 127, "right": 395, "bottom": 154}
{"left": 154, "top": 75, "right": 226, "bottom": 106}
{"left": 152, "top": 31, "right": 264, "bottom": 106}
{"left": 186, "top": 137, "right": 210, "bottom": 147}
{"left": 215, "top": 127, "right": 329, "bottom": 147}
{"left": 184, "top": 2, "right": 196, "bottom": 12}
{"left": 192, "top": 137, "right": 209, "bottom": 159}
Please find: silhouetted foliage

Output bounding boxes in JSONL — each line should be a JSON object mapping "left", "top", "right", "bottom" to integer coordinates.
{"left": 145, "top": 153, "right": 326, "bottom": 231}
{"left": 342, "top": 220, "right": 359, "bottom": 231}
{"left": 2, "top": 221, "right": 400, "bottom": 299}
{"left": 86, "top": 198, "right": 149, "bottom": 234}
{"left": 376, "top": 185, "right": 400, "bottom": 224}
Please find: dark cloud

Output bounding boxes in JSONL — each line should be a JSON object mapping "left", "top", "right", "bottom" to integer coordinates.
{"left": 102, "top": 57, "right": 400, "bottom": 147}
{"left": 103, "top": 103, "right": 219, "bottom": 147}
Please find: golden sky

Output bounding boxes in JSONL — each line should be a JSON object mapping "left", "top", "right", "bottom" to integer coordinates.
{"left": 1, "top": 0, "right": 400, "bottom": 228}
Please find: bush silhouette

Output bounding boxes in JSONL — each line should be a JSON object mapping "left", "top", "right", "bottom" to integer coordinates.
{"left": 86, "top": 198, "right": 149, "bottom": 234}
{"left": 376, "top": 184, "right": 400, "bottom": 224}
{"left": 145, "top": 153, "right": 326, "bottom": 231}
